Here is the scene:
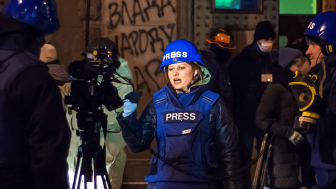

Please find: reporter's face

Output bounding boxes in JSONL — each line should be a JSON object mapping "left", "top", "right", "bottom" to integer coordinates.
{"left": 168, "top": 62, "right": 195, "bottom": 92}
{"left": 306, "top": 42, "right": 324, "bottom": 67}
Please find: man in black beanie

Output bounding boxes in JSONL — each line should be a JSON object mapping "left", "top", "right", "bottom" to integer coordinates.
{"left": 228, "top": 20, "right": 275, "bottom": 189}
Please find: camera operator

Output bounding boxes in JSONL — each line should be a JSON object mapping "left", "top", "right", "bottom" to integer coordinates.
{"left": 302, "top": 11, "right": 336, "bottom": 188}
{"left": 102, "top": 55, "right": 133, "bottom": 189}
{"left": 66, "top": 37, "right": 133, "bottom": 189}
{"left": 0, "top": 0, "right": 71, "bottom": 189}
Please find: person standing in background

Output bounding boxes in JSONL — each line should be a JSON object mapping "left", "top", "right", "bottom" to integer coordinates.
{"left": 201, "top": 29, "right": 235, "bottom": 110}
{"left": 256, "top": 47, "right": 316, "bottom": 189}
{"left": 228, "top": 20, "right": 276, "bottom": 189}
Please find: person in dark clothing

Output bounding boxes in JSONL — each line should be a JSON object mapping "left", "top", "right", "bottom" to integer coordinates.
{"left": 301, "top": 11, "right": 336, "bottom": 189}
{"left": 228, "top": 20, "right": 276, "bottom": 189}
{"left": 117, "top": 39, "right": 243, "bottom": 189}
{"left": 256, "top": 48, "right": 316, "bottom": 189}
{"left": 0, "top": 0, "right": 71, "bottom": 189}
{"left": 201, "top": 29, "right": 236, "bottom": 110}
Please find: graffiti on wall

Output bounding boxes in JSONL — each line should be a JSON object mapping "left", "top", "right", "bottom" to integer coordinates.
{"left": 103, "top": 0, "right": 176, "bottom": 95}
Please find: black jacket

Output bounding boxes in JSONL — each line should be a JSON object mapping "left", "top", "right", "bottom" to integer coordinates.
{"left": 256, "top": 76, "right": 302, "bottom": 188}
{"left": 312, "top": 54, "right": 336, "bottom": 166}
{"left": 201, "top": 50, "right": 233, "bottom": 111}
{"left": 228, "top": 42, "right": 274, "bottom": 134}
{"left": 117, "top": 85, "right": 243, "bottom": 189}
{"left": 0, "top": 14, "right": 71, "bottom": 189}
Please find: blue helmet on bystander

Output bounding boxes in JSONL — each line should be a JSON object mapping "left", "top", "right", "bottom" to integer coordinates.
{"left": 304, "top": 11, "right": 336, "bottom": 55}
{"left": 2, "top": 0, "right": 60, "bottom": 34}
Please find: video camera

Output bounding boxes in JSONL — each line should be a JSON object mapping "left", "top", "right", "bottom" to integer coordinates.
{"left": 65, "top": 37, "right": 123, "bottom": 117}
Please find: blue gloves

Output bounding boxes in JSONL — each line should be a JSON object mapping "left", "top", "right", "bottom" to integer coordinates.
{"left": 122, "top": 91, "right": 143, "bottom": 117}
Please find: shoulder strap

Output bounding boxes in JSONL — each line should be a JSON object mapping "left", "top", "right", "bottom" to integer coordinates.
{"left": 201, "top": 90, "right": 220, "bottom": 107}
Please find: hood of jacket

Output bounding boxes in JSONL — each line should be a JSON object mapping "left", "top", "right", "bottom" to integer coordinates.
{"left": 0, "top": 13, "right": 45, "bottom": 57}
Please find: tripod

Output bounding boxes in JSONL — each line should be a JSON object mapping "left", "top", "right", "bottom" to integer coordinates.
{"left": 72, "top": 111, "right": 112, "bottom": 189}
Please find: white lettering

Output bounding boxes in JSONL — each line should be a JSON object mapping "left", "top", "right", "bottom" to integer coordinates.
{"left": 176, "top": 51, "right": 181, "bottom": 57}
{"left": 190, "top": 113, "right": 196, "bottom": 120}
{"left": 178, "top": 113, "right": 183, "bottom": 121}
{"left": 172, "top": 113, "right": 177, "bottom": 120}
{"left": 166, "top": 113, "right": 171, "bottom": 121}
{"left": 308, "top": 22, "right": 315, "bottom": 30}
{"left": 166, "top": 53, "right": 170, "bottom": 59}
{"left": 171, "top": 51, "right": 176, "bottom": 58}
{"left": 183, "top": 113, "right": 189, "bottom": 120}
{"left": 182, "top": 52, "right": 187, "bottom": 58}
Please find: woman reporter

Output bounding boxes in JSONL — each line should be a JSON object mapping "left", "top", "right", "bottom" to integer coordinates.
{"left": 117, "top": 39, "right": 242, "bottom": 189}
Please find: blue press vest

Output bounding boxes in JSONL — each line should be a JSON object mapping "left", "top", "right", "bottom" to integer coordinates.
{"left": 145, "top": 85, "right": 220, "bottom": 183}
{"left": 0, "top": 50, "right": 41, "bottom": 166}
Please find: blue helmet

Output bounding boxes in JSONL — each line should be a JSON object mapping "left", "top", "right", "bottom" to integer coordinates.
{"left": 2, "top": 0, "right": 60, "bottom": 34}
{"left": 304, "top": 11, "right": 336, "bottom": 45}
{"left": 160, "top": 39, "right": 205, "bottom": 72}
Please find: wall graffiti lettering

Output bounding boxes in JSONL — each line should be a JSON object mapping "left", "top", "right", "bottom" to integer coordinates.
{"left": 134, "top": 58, "right": 163, "bottom": 93}
{"left": 105, "top": 0, "right": 176, "bottom": 95}
{"left": 108, "top": 0, "right": 176, "bottom": 29}
{"left": 119, "top": 23, "right": 175, "bottom": 58}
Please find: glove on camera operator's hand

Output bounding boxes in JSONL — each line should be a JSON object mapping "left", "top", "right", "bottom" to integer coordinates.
{"left": 122, "top": 91, "right": 143, "bottom": 117}
{"left": 288, "top": 131, "right": 304, "bottom": 145}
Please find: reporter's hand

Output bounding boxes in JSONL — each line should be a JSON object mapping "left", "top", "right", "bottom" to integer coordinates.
{"left": 288, "top": 131, "right": 304, "bottom": 145}
{"left": 122, "top": 91, "right": 143, "bottom": 117}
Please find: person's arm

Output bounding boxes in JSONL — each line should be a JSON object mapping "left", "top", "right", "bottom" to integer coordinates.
{"left": 116, "top": 100, "right": 155, "bottom": 153}
{"left": 256, "top": 84, "right": 294, "bottom": 138}
{"left": 104, "top": 57, "right": 134, "bottom": 132}
{"left": 10, "top": 65, "right": 71, "bottom": 189}
{"left": 212, "top": 99, "right": 243, "bottom": 189}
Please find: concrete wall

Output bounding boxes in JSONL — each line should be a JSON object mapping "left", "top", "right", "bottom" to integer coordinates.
{"left": 192, "top": 0, "right": 279, "bottom": 56}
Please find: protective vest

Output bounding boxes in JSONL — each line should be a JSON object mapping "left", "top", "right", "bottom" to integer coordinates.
{"left": 0, "top": 49, "right": 41, "bottom": 166}
{"left": 145, "top": 85, "right": 219, "bottom": 183}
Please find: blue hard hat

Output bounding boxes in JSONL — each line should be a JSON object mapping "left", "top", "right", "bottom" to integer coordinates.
{"left": 160, "top": 39, "right": 205, "bottom": 72}
{"left": 304, "top": 11, "right": 336, "bottom": 44}
{"left": 2, "top": 0, "right": 60, "bottom": 34}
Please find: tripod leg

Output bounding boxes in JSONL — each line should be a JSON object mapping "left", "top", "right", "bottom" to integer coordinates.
{"left": 72, "top": 156, "right": 80, "bottom": 189}
{"left": 94, "top": 155, "right": 97, "bottom": 189}
{"left": 73, "top": 146, "right": 83, "bottom": 189}
{"left": 84, "top": 175, "right": 88, "bottom": 189}
{"left": 101, "top": 175, "right": 108, "bottom": 189}
{"left": 100, "top": 169, "right": 112, "bottom": 189}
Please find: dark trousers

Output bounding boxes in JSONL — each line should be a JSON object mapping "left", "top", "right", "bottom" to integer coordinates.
{"left": 238, "top": 128, "right": 264, "bottom": 189}
{"left": 297, "top": 139, "right": 316, "bottom": 188}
